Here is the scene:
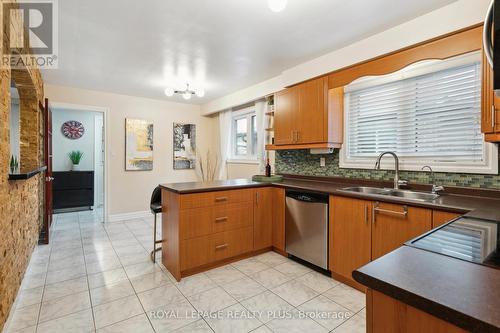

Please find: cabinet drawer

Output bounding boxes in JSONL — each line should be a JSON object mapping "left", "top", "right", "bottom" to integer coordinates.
{"left": 180, "top": 207, "right": 213, "bottom": 240}
{"left": 209, "top": 227, "right": 254, "bottom": 262}
{"left": 180, "top": 189, "right": 253, "bottom": 209}
{"left": 180, "top": 237, "right": 211, "bottom": 271}
{"left": 213, "top": 202, "right": 253, "bottom": 233}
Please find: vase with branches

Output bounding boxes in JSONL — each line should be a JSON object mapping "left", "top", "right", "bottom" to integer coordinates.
{"left": 68, "top": 150, "right": 84, "bottom": 171}
{"left": 196, "top": 149, "right": 219, "bottom": 181}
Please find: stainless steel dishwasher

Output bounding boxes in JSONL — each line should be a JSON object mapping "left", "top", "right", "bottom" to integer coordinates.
{"left": 285, "top": 191, "right": 329, "bottom": 269}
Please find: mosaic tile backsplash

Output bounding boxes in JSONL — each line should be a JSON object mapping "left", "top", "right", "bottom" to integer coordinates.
{"left": 275, "top": 150, "right": 500, "bottom": 189}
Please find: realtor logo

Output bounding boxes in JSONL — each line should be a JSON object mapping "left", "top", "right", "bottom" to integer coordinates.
{"left": 2, "top": 0, "right": 58, "bottom": 69}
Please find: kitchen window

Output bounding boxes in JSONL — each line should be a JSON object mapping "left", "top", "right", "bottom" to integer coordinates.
{"left": 341, "top": 52, "right": 498, "bottom": 174}
{"left": 231, "top": 108, "right": 257, "bottom": 161}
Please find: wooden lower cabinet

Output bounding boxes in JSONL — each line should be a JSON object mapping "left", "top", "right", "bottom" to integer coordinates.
{"left": 330, "top": 196, "right": 432, "bottom": 290}
{"left": 368, "top": 289, "right": 468, "bottom": 333}
{"left": 254, "top": 188, "right": 273, "bottom": 250}
{"left": 372, "top": 202, "right": 432, "bottom": 260}
{"left": 330, "top": 196, "right": 372, "bottom": 290}
{"left": 432, "top": 210, "right": 461, "bottom": 228}
{"left": 211, "top": 227, "right": 254, "bottom": 261}
{"left": 272, "top": 187, "right": 286, "bottom": 253}
{"left": 163, "top": 187, "right": 276, "bottom": 281}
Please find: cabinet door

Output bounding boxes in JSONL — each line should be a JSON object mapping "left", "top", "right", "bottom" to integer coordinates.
{"left": 274, "top": 89, "right": 297, "bottom": 145}
{"left": 296, "top": 77, "right": 327, "bottom": 144}
{"left": 272, "top": 187, "right": 286, "bottom": 253}
{"left": 432, "top": 210, "right": 461, "bottom": 228}
{"left": 330, "top": 196, "right": 371, "bottom": 287}
{"left": 254, "top": 188, "right": 273, "bottom": 250}
{"left": 372, "top": 202, "right": 432, "bottom": 260}
{"left": 482, "top": 50, "right": 500, "bottom": 139}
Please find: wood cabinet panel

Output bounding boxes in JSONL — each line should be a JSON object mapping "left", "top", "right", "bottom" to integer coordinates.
{"left": 330, "top": 196, "right": 371, "bottom": 289}
{"left": 272, "top": 187, "right": 286, "bottom": 253}
{"left": 274, "top": 88, "right": 297, "bottom": 145}
{"left": 254, "top": 188, "right": 273, "bottom": 250}
{"left": 296, "top": 77, "right": 327, "bottom": 143}
{"left": 372, "top": 202, "right": 432, "bottom": 260}
{"left": 180, "top": 189, "right": 253, "bottom": 209}
{"left": 370, "top": 290, "right": 468, "bottom": 333}
{"left": 213, "top": 202, "right": 253, "bottom": 233}
{"left": 180, "top": 207, "right": 213, "bottom": 240}
{"left": 432, "top": 210, "right": 461, "bottom": 228}
{"left": 210, "top": 227, "right": 254, "bottom": 262}
{"left": 180, "top": 237, "right": 211, "bottom": 271}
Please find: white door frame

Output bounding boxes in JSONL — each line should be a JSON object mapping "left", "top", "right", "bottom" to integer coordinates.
{"left": 50, "top": 102, "right": 110, "bottom": 222}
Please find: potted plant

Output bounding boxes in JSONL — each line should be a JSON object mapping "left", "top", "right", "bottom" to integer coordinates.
{"left": 68, "top": 150, "right": 84, "bottom": 171}
{"left": 9, "top": 155, "right": 19, "bottom": 173}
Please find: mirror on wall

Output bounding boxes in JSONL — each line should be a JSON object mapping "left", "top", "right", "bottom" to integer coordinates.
{"left": 9, "top": 80, "right": 20, "bottom": 173}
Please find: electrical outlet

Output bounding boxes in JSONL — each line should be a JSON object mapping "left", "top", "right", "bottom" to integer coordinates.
{"left": 320, "top": 157, "right": 326, "bottom": 167}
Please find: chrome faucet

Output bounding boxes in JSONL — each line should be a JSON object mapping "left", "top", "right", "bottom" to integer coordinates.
{"left": 374, "top": 151, "right": 408, "bottom": 190}
{"left": 421, "top": 165, "right": 445, "bottom": 194}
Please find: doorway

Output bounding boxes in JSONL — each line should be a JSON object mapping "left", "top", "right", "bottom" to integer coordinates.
{"left": 50, "top": 104, "right": 107, "bottom": 223}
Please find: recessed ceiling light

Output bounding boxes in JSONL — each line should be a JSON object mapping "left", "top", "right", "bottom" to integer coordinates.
{"left": 268, "top": 0, "right": 287, "bottom": 12}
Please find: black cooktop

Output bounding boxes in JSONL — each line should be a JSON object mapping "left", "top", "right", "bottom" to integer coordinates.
{"left": 409, "top": 217, "right": 500, "bottom": 269}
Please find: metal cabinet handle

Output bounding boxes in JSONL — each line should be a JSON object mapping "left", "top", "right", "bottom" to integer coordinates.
{"left": 215, "top": 244, "right": 228, "bottom": 250}
{"left": 364, "top": 205, "right": 369, "bottom": 225}
{"left": 373, "top": 203, "right": 408, "bottom": 217}
{"left": 215, "top": 197, "right": 228, "bottom": 202}
{"left": 255, "top": 191, "right": 259, "bottom": 205}
{"left": 215, "top": 217, "right": 228, "bottom": 223}
{"left": 296, "top": 131, "right": 300, "bottom": 143}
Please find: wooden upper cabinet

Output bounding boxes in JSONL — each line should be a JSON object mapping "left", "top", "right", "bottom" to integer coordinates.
{"left": 481, "top": 49, "right": 500, "bottom": 142}
{"left": 272, "top": 76, "right": 343, "bottom": 148}
{"left": 296, "top": 77, "right": 327, "bottom": 144}
{"left": 371, "top": 202, "right": 432, "bottom": 260}
{"left": 274, "top": 88, "right": 297, "bottom": 145}
{"left": 253, "top": 188, "right": 273, "bottom": 251}
{"left": 330, "top": 196, "right": 371, "bottom": 290}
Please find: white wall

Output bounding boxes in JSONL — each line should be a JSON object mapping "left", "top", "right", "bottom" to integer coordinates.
{"left": 201, "top": 0, "right": 490, "bottom": 115}
{"left": 45, "top": 84, "right": 217, "bottom": 218}
{"left": 52, "top": 108, "right": 101, "bottom": 171}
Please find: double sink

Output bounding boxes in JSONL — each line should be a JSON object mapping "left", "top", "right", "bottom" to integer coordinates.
{"left": 340, "top": 186, "right": 439, "bottom": 202}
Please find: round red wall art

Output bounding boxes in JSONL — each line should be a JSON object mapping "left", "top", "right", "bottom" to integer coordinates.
{"left": 62, "top": 120, "right": 85, "bottom": 139}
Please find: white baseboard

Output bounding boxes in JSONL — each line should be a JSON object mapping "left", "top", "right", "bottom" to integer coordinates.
{"left": 107, "top": 210, "right": 151, "bottom": 222}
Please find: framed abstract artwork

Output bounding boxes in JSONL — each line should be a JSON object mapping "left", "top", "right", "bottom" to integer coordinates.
{"left": 173, "top": 123, "right": 196, "bottom": 170}
{"left": 125, "top": 118, "right": 153, "bottom": 171}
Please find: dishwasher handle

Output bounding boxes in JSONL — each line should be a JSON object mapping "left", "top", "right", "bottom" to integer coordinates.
{"left": 286, "top": 191, "right": 328, "bottom": 204}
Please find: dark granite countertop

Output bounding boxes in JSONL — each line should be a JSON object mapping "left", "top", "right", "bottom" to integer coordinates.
{"left": 160, "top": 176, "right": 500, "bottom": 331}
{"left": 353, "top": 246, "right": 500, "bottom": 333}
{"left": 161, "top": 177, "right": 500, "bottom": 220}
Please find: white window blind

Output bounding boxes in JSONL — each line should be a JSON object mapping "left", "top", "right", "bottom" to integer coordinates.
{"left": 346, "top": 61, "right": 483, "bottom": 162}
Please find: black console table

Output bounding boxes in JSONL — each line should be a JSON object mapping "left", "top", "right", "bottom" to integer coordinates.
{"left": 53, "top": 171, "right": 94, "bottom": 210}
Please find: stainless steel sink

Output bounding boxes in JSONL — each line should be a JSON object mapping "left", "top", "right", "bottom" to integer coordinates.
{"left": 386, "top": 189, "right": 439, "bottom": 201}
{"left": 340, "top": 187, "right": 391, "bottom": 195}
{"left": 340, "top": 187, "right": 439, "bottom": 202}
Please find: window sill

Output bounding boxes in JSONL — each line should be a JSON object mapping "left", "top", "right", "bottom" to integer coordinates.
{"left": 227, "top": 159, "right": 259, "bottom": 165}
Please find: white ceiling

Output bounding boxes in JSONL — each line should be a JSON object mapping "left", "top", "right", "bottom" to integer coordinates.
{"left": 42, "top": 0, "right": 458, "bottom": 105}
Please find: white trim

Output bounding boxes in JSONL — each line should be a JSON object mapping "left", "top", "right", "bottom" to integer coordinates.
{"left": 231, "top": 107, "right": 257, "bottom": 160}
{"left": 108, "top": 210, "right": 151, "bottom": 222}
{"left": 227, "top": 159, "right": 259, "bottom": 165}
{"left": 50, "top": 102, "right": 111, "bottom": 222}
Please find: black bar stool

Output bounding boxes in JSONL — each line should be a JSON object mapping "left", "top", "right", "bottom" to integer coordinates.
{"left": 150, "top": 186, "right": 163, "bottom": 262}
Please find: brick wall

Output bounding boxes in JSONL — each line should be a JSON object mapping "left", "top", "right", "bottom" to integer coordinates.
{"left": 0, "top": 0, "right": 45, "bottom": 329}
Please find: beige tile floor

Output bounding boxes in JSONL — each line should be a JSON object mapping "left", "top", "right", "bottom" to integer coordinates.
{"left": 3, "top": 211, "right": 366, "bottom": 333}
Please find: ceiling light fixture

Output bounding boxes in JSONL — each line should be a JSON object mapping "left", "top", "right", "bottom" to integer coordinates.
{"left": 268, "top": 0, "right": 287, "bottom": 12}
{"left": 164, "top": 83, "right": 205, "bottom": 99}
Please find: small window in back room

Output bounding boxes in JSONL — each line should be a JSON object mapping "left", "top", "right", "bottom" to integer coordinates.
{"left": 231, "top": 107, "right": 257, "bottom": 160}
{"left": 341, "top": 52, "right": 498, "bottom": 174}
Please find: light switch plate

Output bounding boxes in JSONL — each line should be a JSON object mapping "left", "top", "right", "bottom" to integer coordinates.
{"left": 320, "top": 157, "right": 326, "bottom": 167}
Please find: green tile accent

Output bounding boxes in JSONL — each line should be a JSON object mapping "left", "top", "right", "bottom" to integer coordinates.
{"left": 275, "top": 149, "right": 500, "bottom": 189}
